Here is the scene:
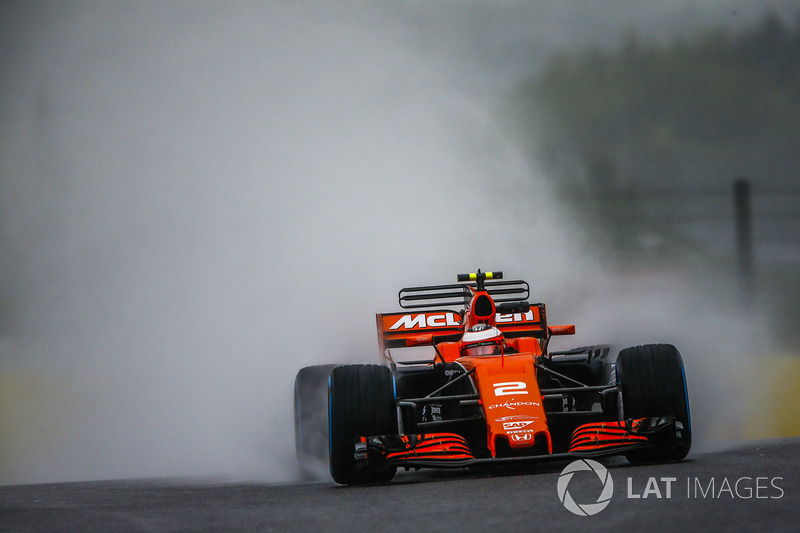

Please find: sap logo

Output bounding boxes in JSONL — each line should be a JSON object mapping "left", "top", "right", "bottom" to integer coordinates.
{"left": 503, "top": 421, "right": 533, "bottom": 431}
{"left": 389, "top": 313, "right": 460, "bottom": 330}
{"left": 511, "top": 433, "right": 533, "bottom": 442}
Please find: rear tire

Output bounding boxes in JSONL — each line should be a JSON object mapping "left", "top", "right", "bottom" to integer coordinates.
{"left": 294, "top": 365, "right": 338, "bottom": 480}
{"left": 329, "top": 364, "right": 398, "bottom": 485}
{"left": 616, "top": 344, "right": 692, "bottom": 463}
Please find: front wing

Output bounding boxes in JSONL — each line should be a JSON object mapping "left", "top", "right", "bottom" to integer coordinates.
{"left": 354, "top": 417, "right": 680, "bottom": 470}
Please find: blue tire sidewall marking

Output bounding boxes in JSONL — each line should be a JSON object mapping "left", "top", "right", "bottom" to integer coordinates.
{"left": 681, "top": 362, "right": 692, "bottom": 431}
{"left": 328, "top": 375, "right": 333, "bottom": 461}
{"left": 295, "top": 377, "right": 302, "bottom": 450}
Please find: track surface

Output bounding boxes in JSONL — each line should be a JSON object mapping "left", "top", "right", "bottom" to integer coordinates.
{"left": 2, "top": 438, "right": 798, "bottom": 532}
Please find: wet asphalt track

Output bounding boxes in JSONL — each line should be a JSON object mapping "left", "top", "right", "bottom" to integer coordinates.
{"left": 1, "top": 437, "right": 798, "bottom": 532}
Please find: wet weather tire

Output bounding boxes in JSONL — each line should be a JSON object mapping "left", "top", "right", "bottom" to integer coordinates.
{"left": 616, "top": 344, "right": 692, "bottom": 463}
{"left": 329, "top": 364, "right": 398, "bottom": 485}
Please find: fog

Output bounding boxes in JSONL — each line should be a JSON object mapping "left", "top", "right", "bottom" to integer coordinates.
{"left": 1, "top": 1, "right": 792, "bottom": 485}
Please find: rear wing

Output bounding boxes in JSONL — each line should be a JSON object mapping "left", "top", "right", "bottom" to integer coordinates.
{"left": 376, "top": 303, "right": 548, "bottom": 353}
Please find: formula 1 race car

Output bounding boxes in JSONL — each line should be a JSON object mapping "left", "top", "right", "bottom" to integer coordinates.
{"left": 294, "top": 270, "right": 691, "bottom": 485}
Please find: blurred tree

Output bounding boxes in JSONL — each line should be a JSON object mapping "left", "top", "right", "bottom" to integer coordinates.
{"left": 508, "top": 11, "right": 800, "bottom": 347}
{"left": 518, "top": 14, "right": 800, "bottom": 198}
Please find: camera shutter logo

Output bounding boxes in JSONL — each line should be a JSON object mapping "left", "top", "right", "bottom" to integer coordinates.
{"left": 557, "top": 459, "right": 614, "bottom": 516}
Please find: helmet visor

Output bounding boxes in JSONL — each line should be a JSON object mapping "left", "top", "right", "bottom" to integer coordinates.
{"left": 462, "top": 339, "right": 501, "bottom": 357}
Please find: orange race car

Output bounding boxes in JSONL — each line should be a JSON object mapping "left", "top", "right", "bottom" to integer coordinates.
{"left": 294, "top": 270, "right": 691, "bottom": 485}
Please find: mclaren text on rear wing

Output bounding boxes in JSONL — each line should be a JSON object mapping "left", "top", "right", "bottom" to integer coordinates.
{"left": 376, "top": 304, "right": 547, "bottom": 352}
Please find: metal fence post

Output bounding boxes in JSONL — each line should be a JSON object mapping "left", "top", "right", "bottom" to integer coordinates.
{"left": 734, "top": 178, "right": 754, "bottom": 300}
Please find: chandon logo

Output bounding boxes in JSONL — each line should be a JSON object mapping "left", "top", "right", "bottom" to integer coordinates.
{"left": 557, "top": 459, "right": 614, "bottom": 516}
{"left": 487, "top": 400, "right": 540, "bottom": 410}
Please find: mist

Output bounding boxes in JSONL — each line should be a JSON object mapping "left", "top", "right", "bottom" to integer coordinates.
{"left": 1, "top": 2, "right": 792, "bottom": 485}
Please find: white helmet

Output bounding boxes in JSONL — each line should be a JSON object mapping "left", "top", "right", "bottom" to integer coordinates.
{"left": 461, "top": 324, "right": 504, "bottom": 357}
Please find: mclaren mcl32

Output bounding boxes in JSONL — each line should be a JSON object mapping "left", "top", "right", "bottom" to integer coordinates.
{"left": 294, "top": 270, "right": 691, "bottom": 485}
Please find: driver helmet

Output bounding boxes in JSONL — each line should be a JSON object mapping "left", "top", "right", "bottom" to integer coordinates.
{"left": 461, "top": 324, "right": 504, "bottom": 357}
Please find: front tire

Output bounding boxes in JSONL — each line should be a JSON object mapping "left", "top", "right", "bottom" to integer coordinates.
{"left": 329, "top": 364, "right": 398, "bottom": 485}
{"left": 616, "top": 344, "right": 692, "bottom": 463}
